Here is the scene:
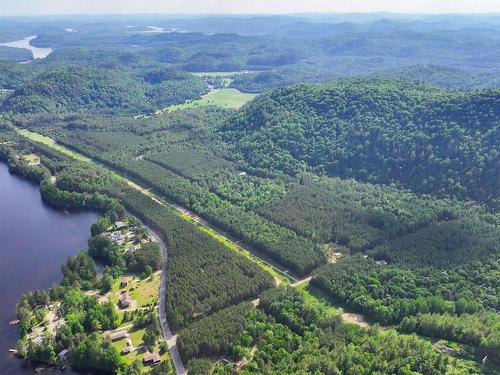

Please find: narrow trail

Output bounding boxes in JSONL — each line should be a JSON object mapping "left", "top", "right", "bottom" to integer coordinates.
{"left": 146, "top": 226, "right": 186, "bottom": 375}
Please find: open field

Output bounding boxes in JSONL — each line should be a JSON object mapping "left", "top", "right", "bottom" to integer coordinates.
{"left": 159, "top": 88, "right": 257, "bottom": 113}
{"left": 130, "top": 273, "right": 161, "bottom": 307}
{"left": 191, "top": 71, "right": 252, "bottom": 77}
{"left": 16, "top": 128, "right": 91, "bottom": 162}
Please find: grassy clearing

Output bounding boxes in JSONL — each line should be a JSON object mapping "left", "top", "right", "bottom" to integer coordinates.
{"left": 191, "top": 71, "right": 246, "bottom": 77}
{"left": 159, "top": 88, "right": 257, "bottom": 113}
{"left": 16, "top": 128, "right": 91, "bottom": 162}
{"left": 130, "top": 273, "right": 160, "bottom": 307}
{"left": 295, "top": 282, "right": 342, "bottom": 317}
{"left": 22, "top": 153, "right": 40, "bottom": 165}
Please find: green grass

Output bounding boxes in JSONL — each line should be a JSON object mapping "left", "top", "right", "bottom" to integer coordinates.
{"left": 16, "top": 128, "right": 91, "bottom": 162}
{"left": 295, "top": 282, "right": 342, "bottom": 317}
{"left": 191, "top": 71, "right": 246, "bottom": 77}
{"left": 159, "top": 88, "right": 257, "bottom": 113}
{"left": 130, "top": 273, "right": 160, "bottom": 307}
{"left": 22, "top": 153, "right": 40, "bottom": 164}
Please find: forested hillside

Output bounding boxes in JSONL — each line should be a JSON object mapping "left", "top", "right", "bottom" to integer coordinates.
{"left": 220, "top": 79, "right": 500, "bottom": 208}
{"left": 1, "top": 13, "right": 499, "bottom": 375}
{"left": 1, "top": 66, "right": 208, "bottom": 114}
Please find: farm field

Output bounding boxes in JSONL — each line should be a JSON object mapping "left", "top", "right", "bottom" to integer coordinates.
{"left": 159, "top": 88, "right": 257, "bottom": 113}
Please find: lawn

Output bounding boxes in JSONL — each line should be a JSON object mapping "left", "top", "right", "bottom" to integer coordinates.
{"left": 159, "top": 88, "right": 257, "bottom": 113}
{"left": 130, "top": 272, "right": 160, "bottom": 307}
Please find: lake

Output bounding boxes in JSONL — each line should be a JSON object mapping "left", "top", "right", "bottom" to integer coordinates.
{"left": 0, "top": 163, "right": 98, "bottom": 374}
{"left": 0, "top": 35, "right": 53, "bottom": 60}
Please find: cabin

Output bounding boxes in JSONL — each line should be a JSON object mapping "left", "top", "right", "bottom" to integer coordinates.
{"left": 119, "top": 292, "right": 132, "bottom": 308}
{"left": 107, "top": 330, "right": 128, "bottom": 341}
{"left": 120, "top": 277, "right": 131, "bottom": 288}
{"left": 121, "top": 346, "right": 132, "bottom": 354}
{"left": 110, "top": 233, "right": 124, "bottom": 242}
{"left": 32, "top": 335, "right": 43, "bottom": 344}
{"left": 143, "top": 352, "right": 161, "bottom": 365}
{"left": 114, "top": 221, "right": 126, "bottom": 230}
{"left": 58, "top": 349, "right": 70, "bottom": 359}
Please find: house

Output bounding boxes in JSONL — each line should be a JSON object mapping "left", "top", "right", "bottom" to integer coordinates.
{"left": 32, "top": 335, "right": 43, "bottom": 344}
{"left": 143, "top": 352, "right": 161, "bottom": 365}
{"left": 120, "top": 277, "right": 131, "bottom": 288}
{"left": 121, "top": 346, "right": 132, "bottom": 354}
{"left": 114, "top": 221, "right": 126, "bottom": 230}
{"left": 119, "top": 292, "right": 132, "bottom": 308}
{"left": 110, "top": 233, "right": 124, "bottom": 242}
{"left": 107, "top": 330, "right": 128, "bottom": 341}
{"left": 58, "top": 349, "right": 70, "bottom": 359}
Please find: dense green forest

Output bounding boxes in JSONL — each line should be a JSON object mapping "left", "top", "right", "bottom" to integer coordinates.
{"left": 221, "top": 79, "right": 500, "bottom": 208}
{"left": 0, "top": 46, "right": 33, "bottom": 62}
{"left": 1, "top": 66, "right": 208, "bottom": 114}
{"left": 313, "top": 256, "right": 500, "bottom": 360}
{"left": 1, "top": 13, "right": 499, "bottom": 375}
{"left": 179, "top": 287, "right": 460, "bottom": 374}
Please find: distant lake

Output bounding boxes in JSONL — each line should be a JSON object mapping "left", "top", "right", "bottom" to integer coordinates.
{"left": 0, "top": 35, "right": 53, "bottom": 60}
{"left": 0, "top": 163, "right": 97, "bottom": 374}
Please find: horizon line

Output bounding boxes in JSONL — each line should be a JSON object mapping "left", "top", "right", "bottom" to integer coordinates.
{"left": 1, "top": 11, "right": 500, "bottom": 17}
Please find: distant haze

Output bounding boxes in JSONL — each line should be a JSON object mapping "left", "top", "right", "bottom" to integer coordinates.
{"left": 0, "top": 0, "right": 499, "bottom": 16}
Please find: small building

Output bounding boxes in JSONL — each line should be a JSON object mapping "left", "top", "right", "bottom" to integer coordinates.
{"left": 107, "top": 330, "right": 128, "bottom": 342}
{"left": 114, "top": 221, "right": 126, "bottom": 230}
{"left": 121, "top": 346, "right": 132, "bottom": 354}
{"left": 58, "top": 349, "right": 70, "bottom": 359}
{"left": 32, "top": 335, "right": 43, "bottom": 344}
{"left": 110, "top": 233, "right": 124, "bottom": 242}
{"left": 119, "top": 292, "right": 132, "bottom": 309}
{"left": 376, "top": 260, "right": 388, "bottom": 266}
{"left": 120, "top": 277, "right": 131, "bottom": 288}
{"left": 143, "top": 352, "right": 161, "bottom": 365}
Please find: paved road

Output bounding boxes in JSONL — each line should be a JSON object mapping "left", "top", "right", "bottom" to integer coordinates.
{"left": 146, "top": 226, "right": 186, "bottom": 375}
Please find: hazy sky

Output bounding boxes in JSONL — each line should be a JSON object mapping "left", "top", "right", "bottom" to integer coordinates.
{"left": 1, "top": 0, "right": 499, "bottom": 16}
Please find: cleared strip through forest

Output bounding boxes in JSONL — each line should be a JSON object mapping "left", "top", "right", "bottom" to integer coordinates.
{"left": 14, "top": 127, "right": 295, "bottom": 285}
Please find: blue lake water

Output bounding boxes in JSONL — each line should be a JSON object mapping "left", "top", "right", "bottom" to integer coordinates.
{"left": 0, "top": 163, "right": 98, "bottom": 374}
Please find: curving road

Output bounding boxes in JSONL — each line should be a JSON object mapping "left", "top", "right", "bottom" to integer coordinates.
{"left": 146, "top": 226, "right": 186, "bottom": 375}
